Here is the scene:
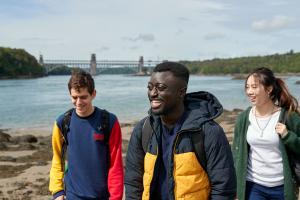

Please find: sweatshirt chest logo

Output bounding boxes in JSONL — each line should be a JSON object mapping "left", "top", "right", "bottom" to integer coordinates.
{"left": 93, "top": 132, "right": 104, "bottom": 141}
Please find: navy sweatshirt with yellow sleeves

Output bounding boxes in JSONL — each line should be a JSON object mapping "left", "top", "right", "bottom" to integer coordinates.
{"left": 49, "top": 107, "right": 124, "bottom": 200}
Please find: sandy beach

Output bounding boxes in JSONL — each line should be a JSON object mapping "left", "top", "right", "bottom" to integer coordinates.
{"left": 0, "top": 109, "right": 242, "bottom": 199}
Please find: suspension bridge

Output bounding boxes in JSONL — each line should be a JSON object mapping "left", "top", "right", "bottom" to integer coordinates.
{"left": 39, "top": 54, "right": 163, "bottom": 75}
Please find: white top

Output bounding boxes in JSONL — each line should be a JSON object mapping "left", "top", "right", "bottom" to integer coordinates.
{"left": 246, "top": 108, "right": 283, "bottom": 187}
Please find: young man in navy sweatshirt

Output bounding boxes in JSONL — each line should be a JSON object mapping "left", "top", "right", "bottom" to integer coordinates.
{"left": 49, "top": 70, "right": 124, "bottom": 200}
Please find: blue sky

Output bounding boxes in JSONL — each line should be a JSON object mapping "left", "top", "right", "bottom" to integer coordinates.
{"left": 1, "top": 0, "right": 299, "bottom": 61}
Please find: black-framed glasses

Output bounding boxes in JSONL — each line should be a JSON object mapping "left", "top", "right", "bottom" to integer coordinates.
{"left": 147, "top": 83, "right": 168, "bottom": 92}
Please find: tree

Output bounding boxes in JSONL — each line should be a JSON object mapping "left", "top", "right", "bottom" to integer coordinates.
{"left": 0, "top": 47, "right": 45, "bottom": 78}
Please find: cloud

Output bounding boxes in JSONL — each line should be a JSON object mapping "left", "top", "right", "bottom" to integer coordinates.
{"left": 175, "top": 29, "right": 184, "bottom": 35}
{"left": 178, "top": 17, "right": 189, "bottom": 22}
{"left": 267, "top": 0, "right": 287, "bottom": 6}
{"left": 19, "top": 37, "right": 59, "bottom": 42}
{"left": 189, "top": 0, "right": 229, "bottom": 11}
{"left": 0, "top": 0, "right": 61, "bottom": 20}
{"left": 130, "top": 46, "right": 140, "bottom": 50}
{"left": 95, "top": 46, "right": 110, "bottom": 53}
{"left": 252, "top": 15, "right": 294, "bottom": 33}
{"left": 204, "top": 32, "right": 226, "bottom": 40}
{"left": 122, "top": 34, "right": 155, "bottom": 42}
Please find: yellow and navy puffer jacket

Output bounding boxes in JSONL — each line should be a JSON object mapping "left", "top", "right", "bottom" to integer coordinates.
{"left": 125, "top": 91, "right": 236, "bottom": 200}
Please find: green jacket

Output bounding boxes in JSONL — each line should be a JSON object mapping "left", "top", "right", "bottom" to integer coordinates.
{"left": 232, "top": 107, "right": 300, "bottom": 200}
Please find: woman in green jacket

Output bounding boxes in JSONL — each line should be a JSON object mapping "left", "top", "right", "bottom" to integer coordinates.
{"left": 232, "top": 67, "right": 300, "bottom": 200}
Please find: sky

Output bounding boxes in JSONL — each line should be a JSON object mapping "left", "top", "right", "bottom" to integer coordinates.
{"left": 1, "top": 0, "right": 300, "bottom": 62}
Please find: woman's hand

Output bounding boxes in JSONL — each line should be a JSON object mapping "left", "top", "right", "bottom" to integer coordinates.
{"left": 276, "top": 122, "right": 288, "bottom": 138}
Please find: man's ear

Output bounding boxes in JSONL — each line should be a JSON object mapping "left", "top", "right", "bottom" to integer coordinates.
{"left": 178, "top": 87, "right": 187, "bottom": 98}
{"left": 92, "top": 90, "right": 96, "bottom": 99}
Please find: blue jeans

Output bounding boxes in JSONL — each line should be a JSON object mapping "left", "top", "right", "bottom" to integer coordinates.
{"left": 245, "top": 181, "right": 284, "bottom": 200}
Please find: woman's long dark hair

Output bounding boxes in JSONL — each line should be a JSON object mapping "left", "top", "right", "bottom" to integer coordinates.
{"left": 245, "top": 67, "right": 299, "bottom": 114}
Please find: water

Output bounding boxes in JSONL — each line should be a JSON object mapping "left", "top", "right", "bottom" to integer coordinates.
{"left": 0, "top": 75, "right": 299, "bottom": 129}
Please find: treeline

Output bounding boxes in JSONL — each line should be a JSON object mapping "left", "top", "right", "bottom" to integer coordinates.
{"left": 181, "top": 50, "right": 300, "bottom": 74}
{"left": 48, "top": 66, "right": 73, "bottom": 75}
{"left": 0, "top": 47, "right": 45, "bottom": 78}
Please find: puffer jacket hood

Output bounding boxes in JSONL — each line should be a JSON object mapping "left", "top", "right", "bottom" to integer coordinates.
{"left": 182, "top": 91, "right": 223, "bottom": 130}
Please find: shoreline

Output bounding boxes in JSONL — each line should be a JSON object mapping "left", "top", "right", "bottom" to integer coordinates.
{"left": 0, "top": 108, "right": 241, "bottom": 133}
{"left": 0, "top": 109, "right": 242, "bottom": 199}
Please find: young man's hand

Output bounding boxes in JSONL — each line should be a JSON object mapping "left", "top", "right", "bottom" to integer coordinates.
{"left": 54, "top": 195, "right": 65, "bottom": 200}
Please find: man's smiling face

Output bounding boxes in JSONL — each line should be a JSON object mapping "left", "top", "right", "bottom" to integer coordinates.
{"left": 147, "top": 71, "right": 185, "bottom": 116}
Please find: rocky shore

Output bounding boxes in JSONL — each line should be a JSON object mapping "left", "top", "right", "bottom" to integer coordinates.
{"left": 0, "top": 109, "right": 242, "bottom": 199}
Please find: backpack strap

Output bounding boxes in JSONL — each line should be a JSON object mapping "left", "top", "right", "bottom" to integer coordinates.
{"left": 141, "top": 116, "right": 152, "bottom": 153}
{"left": 191, "top": 127, "right": 207, "bottom": 172}
{"left": 100, "top": 109, "right": 111, "bottom": 177}
{"left": 61, "top": 108, "right": 74, "bottom": 173}
{"left": 61, "top": 108, "right": 74, "bottom": 145}
{"left": 101, "top": 109, "right": 110, "bottom": 145}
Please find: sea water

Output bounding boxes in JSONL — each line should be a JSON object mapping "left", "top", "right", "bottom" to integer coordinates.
{"left": 0, "top": 75, "right": 299, "bottom": 129}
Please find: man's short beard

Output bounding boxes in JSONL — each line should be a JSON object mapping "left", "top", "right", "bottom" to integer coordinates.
{"left": 151, "top": 109, "right": 163, "bottom": 116}
{"left": 151, "top": 106, "right": 174, "bottom": 116}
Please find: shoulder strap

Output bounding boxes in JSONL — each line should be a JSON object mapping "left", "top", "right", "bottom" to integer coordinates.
{"left": 61, "top": 108, "right": 74, "bottom": 173}
{"left": 191, "top": 127, "right": 207, "bottom": 172}
{"left": 101, "top": 109, "right": 111, "bottom": 177}
{"left": 62, "top": 108, "right": 74, "bottom": 145}
{"left": 142, "top": 116, "right": 152, "bottom": 153}
{"left": 101, "top": 109, "right": 110, "bottom": 145}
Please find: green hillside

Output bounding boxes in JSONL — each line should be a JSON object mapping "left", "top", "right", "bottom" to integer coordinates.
{"left": 0, "top": 47, "right": 45, "bottom": 79}
{"left": 181, "top": 50, "right": 300, "bottom": 75}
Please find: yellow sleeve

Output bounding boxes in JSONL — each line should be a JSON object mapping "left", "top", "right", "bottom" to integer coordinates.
{"left": 49, "top": 121, "right": 65, "bottom": 194}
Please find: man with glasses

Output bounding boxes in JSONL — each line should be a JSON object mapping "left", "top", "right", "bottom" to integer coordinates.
{"left": 125, "top": 61, "right": 236, "bottom": 200}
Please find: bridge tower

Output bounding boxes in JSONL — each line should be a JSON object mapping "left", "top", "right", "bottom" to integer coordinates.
{"left": 38, "top": 54, "right": 49, "bottom": 74}
{"left": 90, "top": 54, "right": 97, "bottom": 76}
{"left": 137, "top": 56, "right": 144, "bottom": 74}
{"left": 39, "top": 55, "right": 44, "bottom": 66}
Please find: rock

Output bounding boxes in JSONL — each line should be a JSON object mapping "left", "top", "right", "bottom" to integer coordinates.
{"left": 37, "top": 135, "right": 51, "bottom": 148}
{"left": 0, "top": 132, "right": 11, "bottom": 142}
{"left": 0, "top": 142, "right": 7, "bottom": 150}
{"left": 296, "top": 80, "right": 300, "bottom": 85}
{"left": 0, "top": 156, "right": 16, "bottom": 162}
{"left": 18, "top": 143, "right": 37, "bottom": 150}
{"left": 0, "top": 164, "right": 32, "bottom": 179}
{"left": 232, "top": 108, "right": 243, "bottom": 113}
{"left": 11, "top": 135, "right": 38, "bottom": 144}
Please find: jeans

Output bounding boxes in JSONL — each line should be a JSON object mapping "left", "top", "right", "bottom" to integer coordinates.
{"left": 246, "top": 181, "right": 284, "bottom": 200}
